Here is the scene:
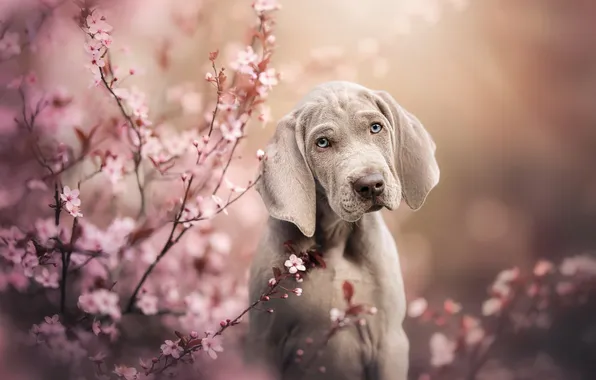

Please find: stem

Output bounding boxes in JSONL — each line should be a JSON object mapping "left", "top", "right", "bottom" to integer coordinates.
{"left": 99, "top": 70, "right": 146, "bottom": 219}
{"left": 125, "top": 176, "right": 194, "bottom": 312}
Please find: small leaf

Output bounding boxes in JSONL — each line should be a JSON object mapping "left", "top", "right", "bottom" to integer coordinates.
{"left": 343, "top": 281, "right": 354, "bottom": 305}
{"left": 308, "top": 249, "right": 327, "bottom": 269}
{"left": 345, "top": 304, "right": 364, "bottom": 316}
{"left": 128, "top": 227, "right": 154, "bottom": 246}
{"left": 174, "top": 330, "right": 185, "bottom": 340}
{"left": 186, "top": 338, "right": 202, "bottom": 350}
{"left": 74, "top": 127, "right": 89, "bottom": 151}
{"left": 283, "top": 240, "right": 296, "bottom": 254}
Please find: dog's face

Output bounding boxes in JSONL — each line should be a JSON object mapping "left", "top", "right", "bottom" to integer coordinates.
{"left": 303, "top": 94, "right": 401, "bottom": 222}
{"left": 257, "top": 81, "right": 440, "bottom": 237}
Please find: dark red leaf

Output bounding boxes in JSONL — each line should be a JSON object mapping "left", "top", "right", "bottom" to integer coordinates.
{"left": 343, "top": 281, "right": 354, "bottom": 304}
{"left": 128, "top": 227, "right": 155, "bottom": 245}
{"left": 74, "top": 127, "right": 89, "bottom": 152}
{"left": 186, "top": 338, "right": 202, "bottom": 350}
{"left": 308, "top": 250, "right": 327, "bottom": 269}
{"left": 345, "top": 304, "right": 364, "bottom": 316}
{"left": 283, "top": 240, "right": 296, "bottom": 254}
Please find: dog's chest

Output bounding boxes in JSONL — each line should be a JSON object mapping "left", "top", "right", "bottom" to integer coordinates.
{"left": 283, "top": 242, "right": 405, "bottom": 334}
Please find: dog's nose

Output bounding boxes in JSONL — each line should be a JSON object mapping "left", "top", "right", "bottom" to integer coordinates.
{"left": 352, "top": 173, "right": 385, "bottom": 199}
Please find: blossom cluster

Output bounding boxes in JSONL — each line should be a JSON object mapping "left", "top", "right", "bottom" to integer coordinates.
{"left": 407, "top": 255, "right": 596, "bottom": 378}
{"left": 0, "top": 0, "right": 283, "bottom": 378}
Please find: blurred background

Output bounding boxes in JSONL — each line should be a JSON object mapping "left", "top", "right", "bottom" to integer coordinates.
{"left": 1, "top": 0, "right": 596, "bottom": 379}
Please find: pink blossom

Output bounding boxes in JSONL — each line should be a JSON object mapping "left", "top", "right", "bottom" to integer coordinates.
{"left": 78, "top": 289, "right": 121, "bottom": 320}
{"left": 443, "top": 298, "right": 462, "bottom": 314}
{"left": 201, "top": 335, "right": 224, "bottom": 359}
{"left": 482, "top": 297, "right": 503, "bottom": 316}
{"left": 230, "top": 46, "right": 258, "bottom": 76}
{"left": 284, "top": 254, "right": 306, "bottom": 274}
{"left": 66, "top": 203, "right": 83, "bottom": 218}
{"left": 257, "top": 149, "right": 265, "bottom": 160}
{"left": 136, "top": 293, "right": 158, "bottom": 315}
{"left": 407, "top": 297, "right": 428, "bottom": 318}
{"left": 103, "top": 155, "right": 125, "bottom": 184}
{"left": 86, "top": 13, "right": 113, "bottom": 42}
{"left": 258, "top": 68, "right": 279, "bottom": 89}
{"left": 34, "top": 267, "right": 59, "bottom": 288}
{"left": 533, "top": 259, "right": 554, "bottom": 277}
{"left": 61, "top": 186, "right": 82, "bottom": 217}
{"left": 252, "top": 0, "right": 281, "bottom": 13}
{"left": 220, "top": 116, "right": 243, "bottom": 142}
{"left": 61, "top": 186, "right": 80, "bottom": 206}
{"left": 490, "top": 267, "right": 519, "bottom": 297}
{"left": 560, "top": 254, "right": 596, "bottom": 276}
{"left": 160, "top": 340, "right": 183, "bottom": 359}
{"left": 1, "top": 242, "right": 24, "bottom": 264}
{"left": 329, "top": 308, "right": 345, "bottom": 322}
{"left": 293, "top": 288, "right": 303, "bottom": 296}
{"left": 21, "top": 252, "right": 39, "bottom": 277}
{"left": 35, "top": 218, "right": 59, "bottom": 242}
{"left": 113, "top": 365, "right": 139, "bottom": 380}
{"left": 429, "top": 332, "right": 455, "bottom": 367}
{"left": 0, "top": 31, "right": 21, "bottom": 59}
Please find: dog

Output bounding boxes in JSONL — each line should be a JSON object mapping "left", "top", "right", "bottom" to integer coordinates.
{"left": 245, "top": 81, "right": 440, "bottom": 380}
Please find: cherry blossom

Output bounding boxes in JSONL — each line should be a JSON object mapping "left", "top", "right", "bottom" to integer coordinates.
{"left": 560, "top": 254, "right": 596, "bottom": 276}
{"left": 429, "top": 332, "right": 455, "bottom": 367}
{"left": 284, "top": 254, "right": 306, "bottom": 274}
{"left": 136, "top": 293, "right": 158, "bottom": 315}
{"left": 252, "top": 0, "right": 281, "bottom": 14}
{"left": 34, "top": 267, "right": 59, "bottom": 288}
{"left": 160, "top": 339, "right": 183, "bottom": 359}
{"left": 113, "top": 365, "right": 139, "bottom": 380}
{"left": 103, "top": 155, "right": 126, "bottom": 184}
{"left": 0, "top": 31, "right": 21, "bottom": 59}
{"left": 329, "top": 308, "right": 345, "bottom": 323}
{"left": 482, "top": 297, "right": 503, "bottom": 316}
{"left": 78, "top": 289, "right": 121, "bottom": 320}
{"left": 230, "top": 46, "right": 259, "bottom": 76}
{"left": 258, "top": 68, "right": 279, "bottom": 90}
{"left": 407, "top": 297, "right": 428, "bottom": 318}
{"left": 201, "top": 335, "right": 224, "bottom": 359}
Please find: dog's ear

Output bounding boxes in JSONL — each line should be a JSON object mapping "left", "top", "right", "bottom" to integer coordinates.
{"left": 373, "top": 90, "right": 440, "bottom": 210}
{"left": 256, "top": 109, "right": 316, "bottom": 237}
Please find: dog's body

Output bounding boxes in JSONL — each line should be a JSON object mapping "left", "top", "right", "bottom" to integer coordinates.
{"left": 246, "top": 81, "right": 439, "bottom": 380}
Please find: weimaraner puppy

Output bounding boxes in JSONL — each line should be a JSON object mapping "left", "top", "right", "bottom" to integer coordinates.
{"left": 246, "top": 81, "right": 440, "bottom": 380}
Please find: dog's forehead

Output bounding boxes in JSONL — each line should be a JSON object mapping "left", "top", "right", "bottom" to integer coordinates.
{"left": 299, "top": 85, "right": 379, "bottom": 130}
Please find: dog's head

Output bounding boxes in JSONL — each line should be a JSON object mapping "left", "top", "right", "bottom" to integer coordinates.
{"left": 256, "top": 81, "right": 440, "bottom": 237}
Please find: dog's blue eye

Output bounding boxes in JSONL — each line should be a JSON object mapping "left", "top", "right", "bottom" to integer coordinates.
{"left": 316, "top": 138, "right": 330, "bottom": 148}
{"left": 370, "top": 123, "right": 383, "bottom": 134}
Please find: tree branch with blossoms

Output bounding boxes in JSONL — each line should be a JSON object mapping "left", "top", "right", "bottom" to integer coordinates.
{"left": 0, "top": 0, "right": 285, "bottom": 379}
{"left": 406, "top": 257, "right": 596, "bottom": 380}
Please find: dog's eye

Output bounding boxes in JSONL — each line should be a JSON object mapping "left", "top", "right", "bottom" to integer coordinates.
{"left": 316, "top": 137, "right": 330, "bottom": 148}
{"left": 370, "top": 123, "right": 383, "bottom": 134}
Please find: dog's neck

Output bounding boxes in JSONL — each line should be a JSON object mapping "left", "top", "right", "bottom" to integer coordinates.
{"left": 314, "top": 192, "right": 354, "bottom": 249}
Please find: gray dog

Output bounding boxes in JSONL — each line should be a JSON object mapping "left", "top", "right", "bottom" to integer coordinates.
{"left": 246, "top": 81, "right": 440, "bottom": 380}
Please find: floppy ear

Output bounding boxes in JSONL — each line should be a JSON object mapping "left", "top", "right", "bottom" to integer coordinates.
{"left": 373, "top": 90, "right": 440, "bottom": 210}
{"left": 256, "top": 110, "right": 316, "bottom": 237}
